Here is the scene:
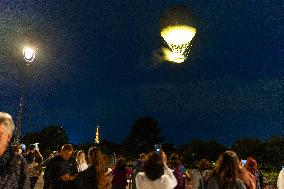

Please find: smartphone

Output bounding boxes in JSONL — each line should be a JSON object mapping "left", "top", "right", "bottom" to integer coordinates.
{"left": 154, "top": 144, "right": 162, "bottom": 155}
{"left": 34, "top": 143, "right": 39, "bottom": 151}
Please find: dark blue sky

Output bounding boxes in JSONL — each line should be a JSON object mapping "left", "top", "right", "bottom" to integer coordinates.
{"left": 0, "top": 0, "right": 283, "bottom": 145}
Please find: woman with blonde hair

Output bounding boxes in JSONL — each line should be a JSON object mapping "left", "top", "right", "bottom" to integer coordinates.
{"left": 75, "top": 147, "right": 111, "bottom": 189}
{"left": 76, "top": 150, "right": 88, "bottom": 172}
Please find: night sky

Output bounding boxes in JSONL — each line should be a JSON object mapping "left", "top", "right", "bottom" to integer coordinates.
{"left": 0, "top": 1, "right": 283, "bottom": 145}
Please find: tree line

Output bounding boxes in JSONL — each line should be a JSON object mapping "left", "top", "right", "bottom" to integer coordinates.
{"left": 21, "top": 116, "right": 284, "bottom": 171}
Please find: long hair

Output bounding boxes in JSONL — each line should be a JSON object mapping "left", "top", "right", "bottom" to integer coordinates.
{"left": 245, "top": 157, "right": 258, "bottom": 175}
{"left": 88, "top": 147, "right": 105, "bottom": 185}
{"left": 169, "top": 153, "right": 181, "bottom": 169}
{"left": 211, "top": 151, "right": 240, "bottom": 189}
{"left": 76, "top": 150, "right": 87, "bottom": 164}
{"left": 198, "top": 158, "right": 210, "bottom": 171}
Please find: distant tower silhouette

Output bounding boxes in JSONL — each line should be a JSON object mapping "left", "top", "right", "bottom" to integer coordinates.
{"left": 14, "top": 96, "right": 24, "bottom": 144}
{"left": 95, "top": 124, "right": 100, "bottom": 144}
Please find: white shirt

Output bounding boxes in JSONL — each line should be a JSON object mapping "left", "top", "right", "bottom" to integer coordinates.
{"left": 278, "top": 169, "right": 284, "bottom": 189}
{"left": 77, "top": 162, "right": 88, "bottom": 172}
{"left": 135, "top": 165, "right": 177, "bottom": 189}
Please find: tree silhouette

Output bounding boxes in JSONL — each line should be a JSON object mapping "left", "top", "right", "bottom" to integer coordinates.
{"left": 181, "top": 139, "right": 225, "bottom": 167}
{"left": 22, "top": 131, "right": 40, "bottom": 146}
{"left": 233, "top": 137, "right": 264, "bottom": 160}
{"left": 123, "top": 117, "right": 164, "bottom": 159}
{"left": 40, "top": 125, "right": 68, "bottom": 157}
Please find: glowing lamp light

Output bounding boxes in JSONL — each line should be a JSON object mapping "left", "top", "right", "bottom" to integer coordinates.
{"left": 161, "top": 25, "right": 196, "bottom": 63}
{"left": 23, "top": 47, "right": 35, "bottom": 63}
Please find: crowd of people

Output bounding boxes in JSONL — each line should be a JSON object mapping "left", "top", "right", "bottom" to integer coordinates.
{"left": 0, "top": 112, "right": 283, "bottom": 189}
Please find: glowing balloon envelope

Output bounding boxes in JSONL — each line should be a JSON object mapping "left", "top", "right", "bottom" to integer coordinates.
{"left": 161, "top": 25, "right": 196, "bottom": 63}
{"left": 160, "top": 5, "right": 197, "bottom": 63}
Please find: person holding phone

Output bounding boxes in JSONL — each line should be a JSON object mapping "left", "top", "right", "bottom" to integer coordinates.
{"left": 26, "top": 144, "right": 43, "bottom": 189}
{"left": 135, "top": 148, "right": 177, "bottom": 189}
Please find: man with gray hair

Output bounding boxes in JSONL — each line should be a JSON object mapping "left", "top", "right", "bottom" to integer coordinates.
{"left": 0, "top": 112, "right": 30, "bottom": 189}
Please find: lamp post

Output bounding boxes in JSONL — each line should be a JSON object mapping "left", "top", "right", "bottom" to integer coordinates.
{"left": 14, "top": 47, "right": 36, "bottom": 144}
{"left": 160, "top": 6, "right": 197, "bottom": 63}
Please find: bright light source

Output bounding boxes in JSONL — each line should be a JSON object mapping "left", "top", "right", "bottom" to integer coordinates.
{"left": 162, "top": 47, "right": 185, "bottom": 63}
{"left": 23, "top": 47, "right": 35, "bottom": 63}
{"left": 161, "top": 25, "right": 196, "bottom": 63}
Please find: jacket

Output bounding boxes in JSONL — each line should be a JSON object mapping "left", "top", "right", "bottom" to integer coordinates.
{"left": 0, "top": 145, "right": 31, "bottom": 189}
{"left": 43, "top": 155, "right": 78, "bottom": 189}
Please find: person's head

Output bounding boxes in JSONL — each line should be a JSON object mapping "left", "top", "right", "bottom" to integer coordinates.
{"left": 28, "top": 144, "right": 36, "bottom": 152}
{"left": 213, "top": 151, "right": 240, "bottom": 188}
{"left": 88, "top": 147, "right": 102, "bottom": 165}
{"left": 137, "top": 153, "right": 146, "bottom": 166}
{"left": 0, "top": 112, "right": 15, "bottom": 156}
{"left": 144, "top": 151, "right": 164, "bottom": 181}
{"left": 139, "top": 153, "right": 146, "bottom": 160}
{"left": 198, "top": 158, "right": 210, "bottom": 171}
{"left": 245, "top": 157, "right": 258, "bottom": 174}
{"left": 53, "top": 151, "right": 59, "bottom": 156}
{"left": 60, "top": 144, "right": 73, "bottom": 160}
{"left": 169, "top": 153, "right": 181, "bottom": 169}
{"left": 13, "top": 144, "right": 22, "bottom": 155}
{"left": 115, "top": 158, "right": 127, "bottom": 170}
{"left": 76, "top": 150, "right": 87, "bottom": 164}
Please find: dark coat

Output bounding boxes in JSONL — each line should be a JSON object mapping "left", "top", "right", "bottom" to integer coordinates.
{"left": 111, "top": 168, "right": 128, "bottom": 188}
{"left": 75, "top": 165, "right": 98, "bottom": 189}
{"left": 43, "top": 156, "right": 78, "bottom": 189}
{"left": 0, "top": 145, "right": 31, "bottom": 189}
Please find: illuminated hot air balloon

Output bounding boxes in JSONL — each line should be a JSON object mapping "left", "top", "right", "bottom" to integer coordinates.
{"left": 160, "top": 6, "right": 197, "bottom": 63}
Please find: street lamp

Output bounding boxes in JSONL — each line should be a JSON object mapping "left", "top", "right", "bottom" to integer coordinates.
{"left": 160, "top": 6, "right": 197, "bottom": 63}
{"left": 14, "top": 46, "right": 36, "bottom": 144}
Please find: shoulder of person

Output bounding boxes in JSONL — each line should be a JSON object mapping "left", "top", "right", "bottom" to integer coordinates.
{"left": 135, "top": 172, "right": 146, "bottom": 181}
